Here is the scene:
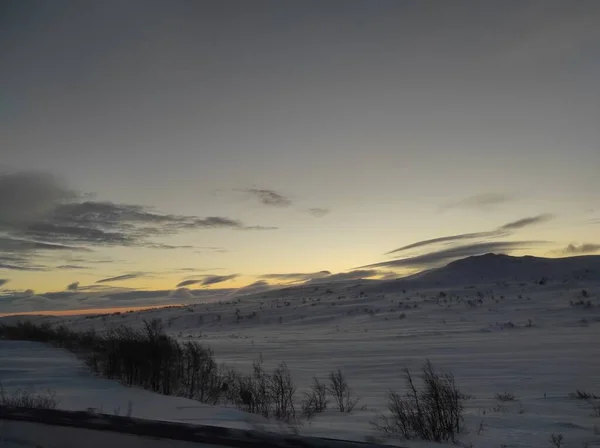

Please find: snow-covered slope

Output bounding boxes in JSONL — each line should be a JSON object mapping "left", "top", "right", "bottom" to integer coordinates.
{"left": 0, "top": 340, "right": 266, "bottom": 430}
{"left": 366, "top": 254, "right": 600, "bottom": 292}
{"left": 416, "top": 253, "right": 600, "bottom": 285}
{"left": 1, "top": 254, "right": 599, "bottom": 447}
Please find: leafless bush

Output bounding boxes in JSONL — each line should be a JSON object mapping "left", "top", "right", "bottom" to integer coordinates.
{"left": 327, "top": 369, "right": 359, "bottom": 413}
{"left": 230, "top": 359, "right": 297, "bottom": 421}
{"left": 271, "top": 362, "right": 296, "bottom": 421}
{"left": 113, "top": 401, "right": 134, "bottom": 418}
{"left": 493, "top": 403, "right": 507, "bottom": 413}
{"left": 0, "top": 382, "right": 59, "bottom": 409}
{"left": 571, "top": 390, "right": 599, "bottom": 400}
{"left": 550, "top": 433, "right": 563, "bottom": 448}
{"left": 371, "top": 360, "right": 466, "bottom": 442}
{"left": 301, "top": 377, "right": 328, "bottom": 419}
{"left": 476, "top": 419, "right": 484, "bottom": 435}
{"left": 495, "top": 392, "right": 517, "bottom": 402}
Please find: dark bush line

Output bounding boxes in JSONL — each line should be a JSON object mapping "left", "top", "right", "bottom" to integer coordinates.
{"left": 0, "top": 321, "right": 324, "bottom": 422}
{"left": 1, "top": 320, "right": 467, "bottom": 441}
{"left": 1, "top": 320, "right": 224, "bottom": 403}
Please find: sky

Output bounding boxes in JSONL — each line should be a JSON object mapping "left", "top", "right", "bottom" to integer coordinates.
{"left": 1, "top": 0, "right": 599, "bottom": 313}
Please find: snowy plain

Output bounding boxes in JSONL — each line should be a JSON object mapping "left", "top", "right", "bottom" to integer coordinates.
{"left": 1, "top": 255, "right": 600, "bottom": 447}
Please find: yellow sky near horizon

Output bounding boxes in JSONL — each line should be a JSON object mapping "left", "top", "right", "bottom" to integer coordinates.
{"left": 1, "top": 1, "right": 600, "bottom": 311}
{"left": 3, "top": 227, "right": 596, "bottom": 294}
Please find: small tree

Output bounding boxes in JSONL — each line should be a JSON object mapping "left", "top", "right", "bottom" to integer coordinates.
{"left": 270, "top": 362, "right": 296, "bottom": 421}
{"left": 327, "top": 369, "right": 359, "bottom": 413}
{"left": 301, "top": 377, "right": 328, "bottom": 419}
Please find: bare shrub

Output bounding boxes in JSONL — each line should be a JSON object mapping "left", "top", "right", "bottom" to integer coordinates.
{"left": 476, "top": 419, "right": 484, "bottom": 435}
{"left": 229, "top": 359, "right": 297, "bottom": 421}
{"left": 327, "top": 369, "right": 360, "bottom": 413}
{"left": 495, "top": 392, "right": 517, "bottom": 402}
{"left": 493, "top": 403, "right": 507, "bottom": 413}
{"left": 0, "top": 382, "right": 59, "bottom": 409}
{"left": 550, "top": 433, "right": 563, "bottom": 448}
{"left": 571, "top": 390, "right": 599, "bottom": 400}
{"left": 112, "top": 401, "right": 133, "bottom": 417}
{"left": 371, "top": 360, "right": 466, "bottom": 442}
{"left": 301, "top": 377, "right": 328, "bottom": 419}
{"left": 179, "top": 341, "right": 222, "bottom": 404}
{"left": 270, "top": 362, "right": 296, "bottom": 421}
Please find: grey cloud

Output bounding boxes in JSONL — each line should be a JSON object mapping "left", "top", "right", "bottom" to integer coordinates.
{"left": 103, "top": 290, "right": 168, "bottom": 300}
{"left": 0, "top": 279, "right": 9, "bottom": 287}
{"left": 0, "top": 262, "right": 46, "bottom": 271}
{"left": 193, "top": 247, "right": 228, "bottom": 254}
{"left": 0, "top": 254, "right": 46, "bottom": 271}
{"left": 0, "top": 171, "right": 75, "bottom": 228}
{"left": 96, "top": 273, "right": 144, "bottom": 283}
{"left": 307, "top": 208, "right": 330, "bottom": 217}
{"left": 176, "top": 279, "right": 201, "bottom": 288}
{"left": 169, "top": 288, "right": 195, "bottom": 299}
{"left": 243, "top": 280, "right": 269, "bottom": 288}
{"left": 76, "top": 284, "right": 128, "bottom": 292}
{"left": 379, "top": 271, "right": 400, "bottom": 280}
{"left": 201, "top": 274, "right": 238, "bottom": 286}
{"left": 174, "top": 267, "right": 225, "bottom": 273}
{"left": 42, "top": 291, "right": 78, "bottom": 300}
{"left": 186, "top": 218, "right": 276, "bottom": 231}
{"left": 387, "top": 214, "right": 553, "bottom": 255}
{"left": 0, "top": 237, "right": 91, "bottom": 254}
{"left": 23, "top": 221, "right": 134, "bottom": 246}
{"left": 499, "top": 214, "right": 554, "bottom": 230}
{"left": 245, "top": 189, "right": 292, "bottom": 207}
{"left": 305, "top": 269, "right": 386, "bottom": 284}
{"left": 260, "top": 271, "right": 331, "bottom": 283}
{"left": 145, "top": 243, "right": 195, "bottom": 250}
{"left": 187, "top": 217, "right": 244, "bottom": 228}
{"left": 56, "top": 265, "right": 88, "bottom": 270}
{"left": 559, "top": 243, "right": 600, "bottom": 255}
{"left": 229, "top": 280, "right": 274, "bottom": 297}
{"left": 60, "top": 256, "right": 113, "bottom": 264}
{"left": 2, "top": 172, "right": 276, "bottom": 263}
{"left": 67, "top": 281, "right": 79, "bottom": 291}
{"left": 386, "top": 231, "right": 503, "bottom": 255}
{"left": 442, "top": 193, "right": 514, "bottom": 211}
{"left": 197, "top": 246, "right": 228, "bottom": 252}
{"left": 240, "top": 225, "right": 279, "bottom": 231}
{"left": 176, "top": 271, "right": 238, "bottom": 288}
{"left": 363, "top": 241, "right": 546, "bottom": 270}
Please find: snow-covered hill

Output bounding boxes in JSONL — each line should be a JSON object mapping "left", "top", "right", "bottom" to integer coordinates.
{"left": 1, "top": 254, "right": 599, "bottom": 447}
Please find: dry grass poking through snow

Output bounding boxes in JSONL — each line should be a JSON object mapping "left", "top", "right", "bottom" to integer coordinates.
{"left": 0, "top": 380, "right": 59, "bottom": 409}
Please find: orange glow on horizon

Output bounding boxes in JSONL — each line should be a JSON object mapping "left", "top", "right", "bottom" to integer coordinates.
{"left": 0, "top": 304, "right": 182, "bottom": 318}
